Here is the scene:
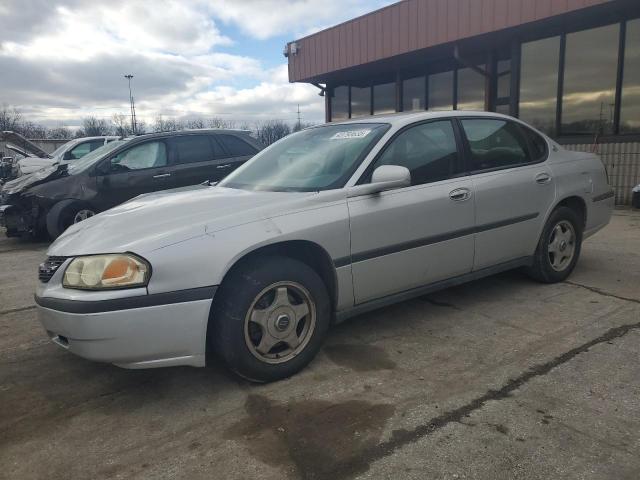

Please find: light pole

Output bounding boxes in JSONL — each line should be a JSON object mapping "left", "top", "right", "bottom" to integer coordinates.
{"left": 124, "top": 74, "right": 137, "bottom": 134}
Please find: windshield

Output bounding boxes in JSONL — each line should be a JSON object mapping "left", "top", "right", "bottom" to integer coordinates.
{"left": 50, "top": 140, "right": 74, "bottom": 159}
{"left": 219, "top": 123, "right": 389, "bottom": 192}
{"left": 67, "top": 140, "right": 127, "bottom": 174}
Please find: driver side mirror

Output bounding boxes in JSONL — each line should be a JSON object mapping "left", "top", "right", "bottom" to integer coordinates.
{"left": 347, "top": 165, "right": 411, "bottom": 197}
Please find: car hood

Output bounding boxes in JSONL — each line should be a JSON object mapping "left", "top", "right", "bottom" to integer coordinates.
{"left": 1, "top": 164, "right": 62, "bottom": 195}
{"left": 48, "top": 186, "right": 329, "bottom": 256}
{"left": 17, "top": 156, "right": 57, "bottom": 174}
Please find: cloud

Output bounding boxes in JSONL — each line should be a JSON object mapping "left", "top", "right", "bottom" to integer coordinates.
{"left": 0, "top": 0, "right": 390, "bottom": 127}
{"left": 208, "top": 0, "right": 394, "bottom": 40}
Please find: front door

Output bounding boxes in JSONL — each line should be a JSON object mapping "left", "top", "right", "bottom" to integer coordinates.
{"left": 348, "top": 120, "right": 475, "bottom": 304}
{"left": 458, "top": 118, "right": 556, "bottom": 269}
{"left": 95, "top": 140, "right": 171, "bottom": 211}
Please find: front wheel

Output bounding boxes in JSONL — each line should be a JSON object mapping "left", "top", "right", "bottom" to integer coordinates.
{"left": 46, "top": 201, "right": 96, "bottom": 239}
{"left": 210, "top": 256, "right": 331, "bottom": 382}
{"left": 525, "top": 206, "right": 583, "bottom": 283}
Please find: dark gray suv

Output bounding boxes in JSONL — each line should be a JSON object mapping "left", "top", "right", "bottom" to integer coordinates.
{"left": 0, "top": 129, "right": 263, "bottom": 239}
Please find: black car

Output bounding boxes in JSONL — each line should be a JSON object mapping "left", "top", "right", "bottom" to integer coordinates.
{"left": 0, "top": 129, "right": 263, "bottom": 239}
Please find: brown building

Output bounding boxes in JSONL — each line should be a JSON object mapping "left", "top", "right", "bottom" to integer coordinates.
{"left": 286, "top": 0, "right": 640, "bottom": 204}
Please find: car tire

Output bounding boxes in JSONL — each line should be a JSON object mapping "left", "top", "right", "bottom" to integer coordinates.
{"left": 525, "top": 206, "right": 583, "bottom": 283}
{"left": 210, "top": 255, "right": 331, "bottom": 383}
{"left": 46, "top": 200, "right": 96, "bottom": 240}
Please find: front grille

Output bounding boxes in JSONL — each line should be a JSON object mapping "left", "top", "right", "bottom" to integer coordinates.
{"left": 38, "top": 256, "right": 68, "bottom": 283}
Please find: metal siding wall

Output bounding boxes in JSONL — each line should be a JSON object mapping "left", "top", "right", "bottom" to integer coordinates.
{"left": 564, "top": 142, "right": 640, "bottom": 205}
{"left": 289, "top": 0, "right": 615, "bottom": 82}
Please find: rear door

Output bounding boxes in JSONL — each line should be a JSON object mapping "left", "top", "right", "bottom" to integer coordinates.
{"left": 348, "top": 119, "right": 475, "bottom": 304}
{"left": 215, "top": 133, "right": 259, "bottom": 177}
{"left": 165, "top": 134, "right": 226, "bottom": 187}
{"left": 458, "top": 118, "right": 555, "bottom": 270}
{"left": 95, "top": 140, "right": 171, "bottom": 210}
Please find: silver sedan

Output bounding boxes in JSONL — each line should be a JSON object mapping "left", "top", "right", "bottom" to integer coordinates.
{"left": 35, "top": 111, "right": 613, "bottom": 382}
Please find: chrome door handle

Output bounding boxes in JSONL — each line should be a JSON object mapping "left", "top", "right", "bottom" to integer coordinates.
{"left": 535, "top": 172, "right": 552, "bottom": 184}
{"left": 449, "top": 188, "right": 471, "bottom": 201}
{"left": 153, "top": 173, "right": 171, "bottom": 179}
{"left": 216, "top": 164, "right": 232, "bottom": 169}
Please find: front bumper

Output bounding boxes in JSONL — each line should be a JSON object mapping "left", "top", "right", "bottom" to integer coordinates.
{"left": 0, "top": 203, "right": 32, "bottom": 235}
{"left": 35, "top": 288, "right": 216, "bottom": 369}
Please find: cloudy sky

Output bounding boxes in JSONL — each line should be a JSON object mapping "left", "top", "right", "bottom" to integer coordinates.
{"left": 0, "top": 0, "right": 393, "bottom": 128}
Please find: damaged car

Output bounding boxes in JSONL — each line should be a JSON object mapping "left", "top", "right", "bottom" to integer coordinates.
{"left": 0, "top": 129, "right": 261, "bottom": 238}
{"left": 13, "top": 136, "right": 119, "bottom": 177}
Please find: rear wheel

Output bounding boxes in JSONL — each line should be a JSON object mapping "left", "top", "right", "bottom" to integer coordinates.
{"left": 210, "top": 255, "right": 331, "bottom": 382}
{"left": 525, "top": 206, "right": 583, "bottom": 283}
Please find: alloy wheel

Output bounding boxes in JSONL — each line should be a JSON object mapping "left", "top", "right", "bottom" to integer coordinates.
{"left": 244, "top": 281, "right": 316, "bottom": 364}
{"left": 73, "top": 209, "right": 95, "bottom": 224}
{"left": 548, "top": 220, "right": 576, "bottom": 272}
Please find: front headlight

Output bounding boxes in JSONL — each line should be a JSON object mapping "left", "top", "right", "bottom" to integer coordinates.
{"left": 62, "top": 254, "right": 150, "bottom": 290}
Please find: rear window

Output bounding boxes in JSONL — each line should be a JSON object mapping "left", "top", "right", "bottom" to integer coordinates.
{"left": 171, "top": 136, "right": 214, "bottom": 164}
{"left": 217, "top": 134, "right": 257, "bottom": 157}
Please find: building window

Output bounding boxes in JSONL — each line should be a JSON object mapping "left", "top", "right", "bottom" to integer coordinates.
{"left": 428, "top": 71, "right": 453, "bottom": 110}
{"left": 403, "top": 76, "right": 425, "bottom": 111}
{"left": 562, "top": 24, "right": 619, "bottom": 135}
{"left": 519, "top": 37, "right": 560, "bottom": 135}
{"left": 621, "top": 19, "right": 640, "bottom": 133}
{"left": 457, "top": 66, "right": 486, "bottom": 111}
{"left": 331, "top": 86, "right": 349, "bottom": 121}
{"left": 373, "top": 82, "right": 396, "bottom": 115}
{"left": 351, "top": 86, "right": 371, "bottom": 118}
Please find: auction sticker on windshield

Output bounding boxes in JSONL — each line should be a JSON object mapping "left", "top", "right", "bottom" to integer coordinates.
{"left": 330, "top": 129, "right": 372, "bottom": 140}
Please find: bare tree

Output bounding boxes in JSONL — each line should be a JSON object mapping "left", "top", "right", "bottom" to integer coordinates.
{"left": 293, "top": 121, "right": 315, "bottom": 133}
{"left": 0, "top": 105, "right": 22, "bottom": 132}
{"left": 111, "top": 113, "right": 132, "bottom": 137}
{"left": 81, "top": 116, "right": 112, "bottom": 136}
{"left": 154, "top": 115, "right": 183, "bottom": 132}
{"left": 47, "top": 126, "right": 73, "bottom": 139}
{"left": 207, "top": 117, "right": 236, "bottom": 129}
{"left": 185, "top": 117, "right": 206, "bottom": 129}
{"left": 255, "top": 120, "right": 291, "bottom": 146}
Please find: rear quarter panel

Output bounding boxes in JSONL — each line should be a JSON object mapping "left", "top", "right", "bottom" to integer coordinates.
{"left": 548, "top": 148, "right": 613, "bottom": 237}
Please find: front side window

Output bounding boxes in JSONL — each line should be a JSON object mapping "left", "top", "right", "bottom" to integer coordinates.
{"left": 369, "top": 120, "right": 460, "bottom": 186}
{"left": 110, "top": 141, "right": 167, "bottom": 171}
{"left": 562, "top": 24, "right": 619, "bottom": 135}
{"left": 68, "top": 142, "right": 92, "bottom": 160}
{"left": 461, "top": 119, "right": 530, "bottom": 171}
{"left": 217, "top": 134, "right": 257, "bottom": 157}
{"left": 219, "top": 123, "right": 389, "bottom": 192}
{"left": 170, "top": 136, "right": 213, "bottom": 164}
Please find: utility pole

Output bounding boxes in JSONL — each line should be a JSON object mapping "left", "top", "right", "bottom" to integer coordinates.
{"left": 296, "top": 104, "right": 301, "bottom": 131}
{"left": 124, "top": 74, "right": 137, "bottom": 134}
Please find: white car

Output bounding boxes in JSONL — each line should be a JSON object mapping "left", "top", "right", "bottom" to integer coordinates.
{"left": 34, "top": 111, "right": 613, "bottom": 382}
{"left": 16, "top": 136, "right": 119, "bottom": 176}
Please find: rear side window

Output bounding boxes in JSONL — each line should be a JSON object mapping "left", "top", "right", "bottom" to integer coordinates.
{"left": 171, "top": 136, "right": 214, "bottom": 164}
{"left": 520, "top": 125, "right": 548, "bottom": 162}
{"left": 461, "top": 119, "right": 530, "bottom": 171}
{"left": 217, "top": 134, "right": 257, "bottom": 157}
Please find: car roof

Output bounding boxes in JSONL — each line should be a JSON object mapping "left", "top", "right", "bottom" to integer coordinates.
{"left": 126, "top": 128, "right": 252, "bottom": 141}
{"left": 328, "top": 110, "right": 517, "bottom": 129}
